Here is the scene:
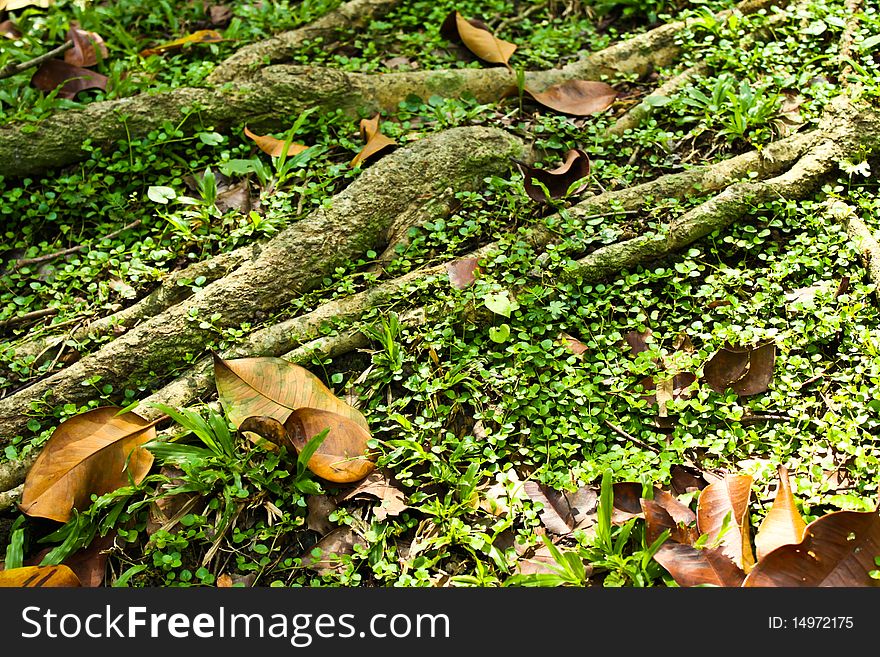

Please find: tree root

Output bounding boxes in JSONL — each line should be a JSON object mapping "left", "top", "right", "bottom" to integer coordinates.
{"left": 0, "top": 0, "right": 787, "bottom": 177}
{"left": 0, "top": 127, "right": 524, "bottom": 445}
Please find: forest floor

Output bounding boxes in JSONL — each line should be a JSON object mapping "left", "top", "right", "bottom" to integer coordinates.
{"left": 0, "top": 0, "right": 879, "bottom": 588}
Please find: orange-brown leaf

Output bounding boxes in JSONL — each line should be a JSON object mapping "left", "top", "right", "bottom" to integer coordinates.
{"left": 696, "top": 474, "right": 755, "bottom": 572}
{"left": 653, "top": 542, "right": 745, "bottom": 587}
{"left": 20, "top": 407, "right": 156, "bottom": 522}
{"left": 0, "top": 565, "right": 81, "bottom": 587}
{"left": 524, "top": 80, "right": 617, "bottom": 116}
{"left": 284, "top": 407, "right": 375, "bottom": 483}
{"left": 440, "top": 11, "right": 516, "bottom": 67}
{"left": 754, "top": 466, "right": 807, "bottom": 561}
{"left": 350, "top": 114, "right": 397, "bottom": 167}
{"left": 243, "top": 126, "right": 308, "bottom": 158}
{"left": 139, "top": 29, "right": 224, "bottom": 56}
{"left": 744, "top": 509, "right": 880, "bottom": 587}
{"left": 704, "top": 341, "right": 775, "bottom": 396}
{"left": 214, "top": 354, "right": 369, "bottom": 431}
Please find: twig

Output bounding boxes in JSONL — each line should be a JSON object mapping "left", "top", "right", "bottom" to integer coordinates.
{"left": 603, "top": 419, "right": 662, "bottom": 453}
{"left": 0, "top": 307, "right": 58, "bottom": 329}
{"left": 3, "top": 219, "right": 142, "bottom": 272}
{"left": 0, "top": 40, "right": 73, "bottom": 81}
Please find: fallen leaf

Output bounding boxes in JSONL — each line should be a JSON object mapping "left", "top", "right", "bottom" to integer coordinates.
{"left": 704, "top": 342, "right": 776, "bottom": 396}
{"left": 209, "top": 5, "right": 233, "bottom": 26}
{"left": 215, "top": 179, "right": 252, "bottom": 214}
{"left": 350, "top": 114, "right": 397, "bottom": 167}
{"left": 623, "top": 329, "right": 653, "bottom": 356}
{"left": 239, "top": 415, "right": 290, "bottom": 450}
{"left": 306, "top": 495, "right": 337, "bottom": 535}
{"left": 524, "top": 80, "right": 617, "bottom": 116}
{"left": 0, "top": 0, "right": 53, "bottom": 9}
{"left": 439, "top": 11, "right": 516, "bottom": 67}
{"left": 0, "top": 565, "right": 81, "bottom": 587}
{"left": 754, "top": 466, "right": 807, "bottom": 561}
{"left": 653, "top": 542, "right": 745, "bottom": 587}
{"left": 31, "top": 59, "right": 108, "bottom": 99}
{"left": 20, "top": 407, "right": 156, "bottom": 523}
{"left": 641, "top": 498, "right": 699, "bottom": 545}
{"left": 56, "top": 533, "right": 116, "bottom": 587}
{"left": 65, "top": 26, "right": 108, "bottom": 67}
{"left": 744, "top": 508, "right": 880, "bottom": 586}
{"left": 446, "top": 257, "right": 480, "bottom": 289}
{"left": 285, "top": 407, "right": 375, "bottom": 483}
{"left": 339, "top": 470, "right": 407, "bottom": 520}
{"left": 300, "top": 527, "right": 366, "bottom": 574}
{"left": 559, "top": 332, "right": 588, "bottom": 357}
{"left": 696, "top": 474, "right": 755, "bottom": 572}
{"left": 0, "top": 20, "right": 22, "bottom": 39}
{"left": 139, "top": 29, "right": 224, "bottom": 57}
{"left": 670, "top": 463, "right": 714, "bottom": 495}
{"left": 216, "top": 573, "right": 233, "bottom": 587}
{"left": 146, "top": 466, "right": 200, "bottom": 536}
{"left": 243, "top": 126, "right": 308, "bottom": 158}
{"left": 214, "top": 354, "right": 369, "bottom": 431}
{"left": 524, "top": 481, "right": 597, "bottom": 535}
{"left": 516, "top": 148, "right": 591, "bottom": 203}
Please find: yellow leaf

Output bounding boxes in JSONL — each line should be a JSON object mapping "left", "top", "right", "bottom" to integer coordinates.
{"left": 243, "top": 126, "right": 309, "bottom": 158}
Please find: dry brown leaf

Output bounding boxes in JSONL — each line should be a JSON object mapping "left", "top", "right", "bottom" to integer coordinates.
{"left": 439, "top": 11, "right": 516, "bottom": 67}
{"left": 1, "top": 20, "right": 22, "bottom": 39}
{"left": 516, "top": 148, "right": 591, "bottom": 203}
{"left": 559, "top": 332, "right": 588, "bottom": 357}
{"left": 641, "top": 498, "right": 699, "bottom": 546}
{"left": 209, "top": 5, "right": 233, "bottom": 26}
{"left": 306, "top": 495, "right": 338, "bottom": 535}
{"left": 339, "top": 470, "right": 408, "bottom": 520}
{"left": 704, "top": 342, "right": 776, "bottom": 396}
{"left": 350, "top": 114, "right": 397, "bottom": 167}
{"left": 524, "top": 80, "right": 617, "bottom": 116}
{"left": 285, "top": 407, "right": 375, "bottom": 483}
{"left": 65, "top": 26, "right": 108, "bottom": 67}
{"left": 139, "top": 29, "right": 224, "bottom": 56}
{"left": 300, "top": 527, "right": 366, "bottom": 574}
{"left": 524, "top": 481, "right": 597, "bottom": 535}
{"left": 31, "top": 59, "right": 108, "bottom": 99}
{"left": 243, "top": 126, "right": 308, "bottom": 158}
{"left": 446, "top": 257, "right": 480, "bottom": 289}
{"left": 754, "top": 467, "right": 807, "bottom": 561}
{"left": 744, "top": 508, "right": 880, "bottom": 586}
{"left": 0, "top": 565, "right": 81, "bottom": 587}
{"left": 696, "top": 474, "right": 755, "bottom": 572}
{"left": 20, "top": 407, "right": 156, "bottom": 522}
{"left": 653, "top": 542, "right": 745, "bottom": 587}
{"left": 214, "top": 354, "right": 369, "bottom": 431}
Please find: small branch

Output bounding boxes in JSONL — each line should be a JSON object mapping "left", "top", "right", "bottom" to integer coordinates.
{"left": 0, "top": 484, "right": 22, "bottom": 513}
{"left": 0, "top": 40, "right": 73, "bottom": 81}
{"left": 0, "top": 307, "right": 58, "bottom": 329}
{"left": 4, "top": 219, "right": 142, "bottom": 272}
{"left": 604, "top": 419, "right": 662, "bottom": 453}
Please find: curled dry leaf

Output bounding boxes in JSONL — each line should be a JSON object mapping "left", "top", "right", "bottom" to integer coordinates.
{"left": 559, "top": 332, "right": 588, "bottom": 357}
{"left": 0, "top": 565, "right": 81, "bottom": 588}
{"left": 285, "top": 407, "right": 375, "bottom": 483}
{"left": 243, "top": 126, "right": 308, "bottom": 158}
{"left": 65, "top": 26, "right": 109, "bottom": 67}
{"left": 239, "top": 415, "right": 290, "bottom": 450}
{"left": 516, "top": 148, "right": 591, "bottom": 203}
{"left": 20, "top": 407, "right": 156, "bottom": 522}
{"left": 754, "top": 466, "right": 807, "bottom": 561}
{"left": 446, "top": 257, "right": 480, "bottom": 289}
{"left": 524, "top": 80, "right": 617, "bottom": 116}
{"left": 339, "top": 470, "right": 408, "bottom": 521}
{"left": 670, "top": 463, "right": 713, "bottom": 495}
{"left": 209, "top": 5, "right": 233, "bottom": 27}
{"left": 653, "top": 543, "right": 745, "bottom": 587}
{"left": 696, "top": 474, "right": 755, "bottom": 573}
{"left": 622, "top": 329, "right": 653, "bottom": 356}
{"left": 214, "top": 354, "right": 369, "bottom": 431}
{"left": 439, "top": 11, "right": 516, "bottom": 67}
{"left": 704, "top": 341, "right": 776, "bottom": 396}
{"left": 523, "top": 481, "right": 597, "bottom": 535}
{"left": 31, "top": 59, "right": 108, "bottom": 99}
{"left": 300, "top": 527, "right": 366, "bottom": 574}
{"left": 744, "top": 508, "right": 880, "bottom": 587}
{"left": 139, "top": 29, "right": 224, "bottom": 56}
{"left": 350, "top": 114, "right": 397, "bottom": 167}
{"left": 641, "top": 498, "right": 699, "bottom": 546}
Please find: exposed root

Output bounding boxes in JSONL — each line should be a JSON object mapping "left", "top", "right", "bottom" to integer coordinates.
{"left": 0, "top": 484, "right": 21, "bottom": 513}
{"left": 828, "top": 200, "right": 880, "bottom": 293}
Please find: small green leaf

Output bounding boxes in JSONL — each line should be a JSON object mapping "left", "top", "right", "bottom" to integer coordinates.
{"left": 147, "top": 186, "right": 177, "bottom": 204}
{"left": 483, "top": 291, "right": 519, "bottom": 318}
{"left": 489, "top": 323, "right": 510, "bottom": 343}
